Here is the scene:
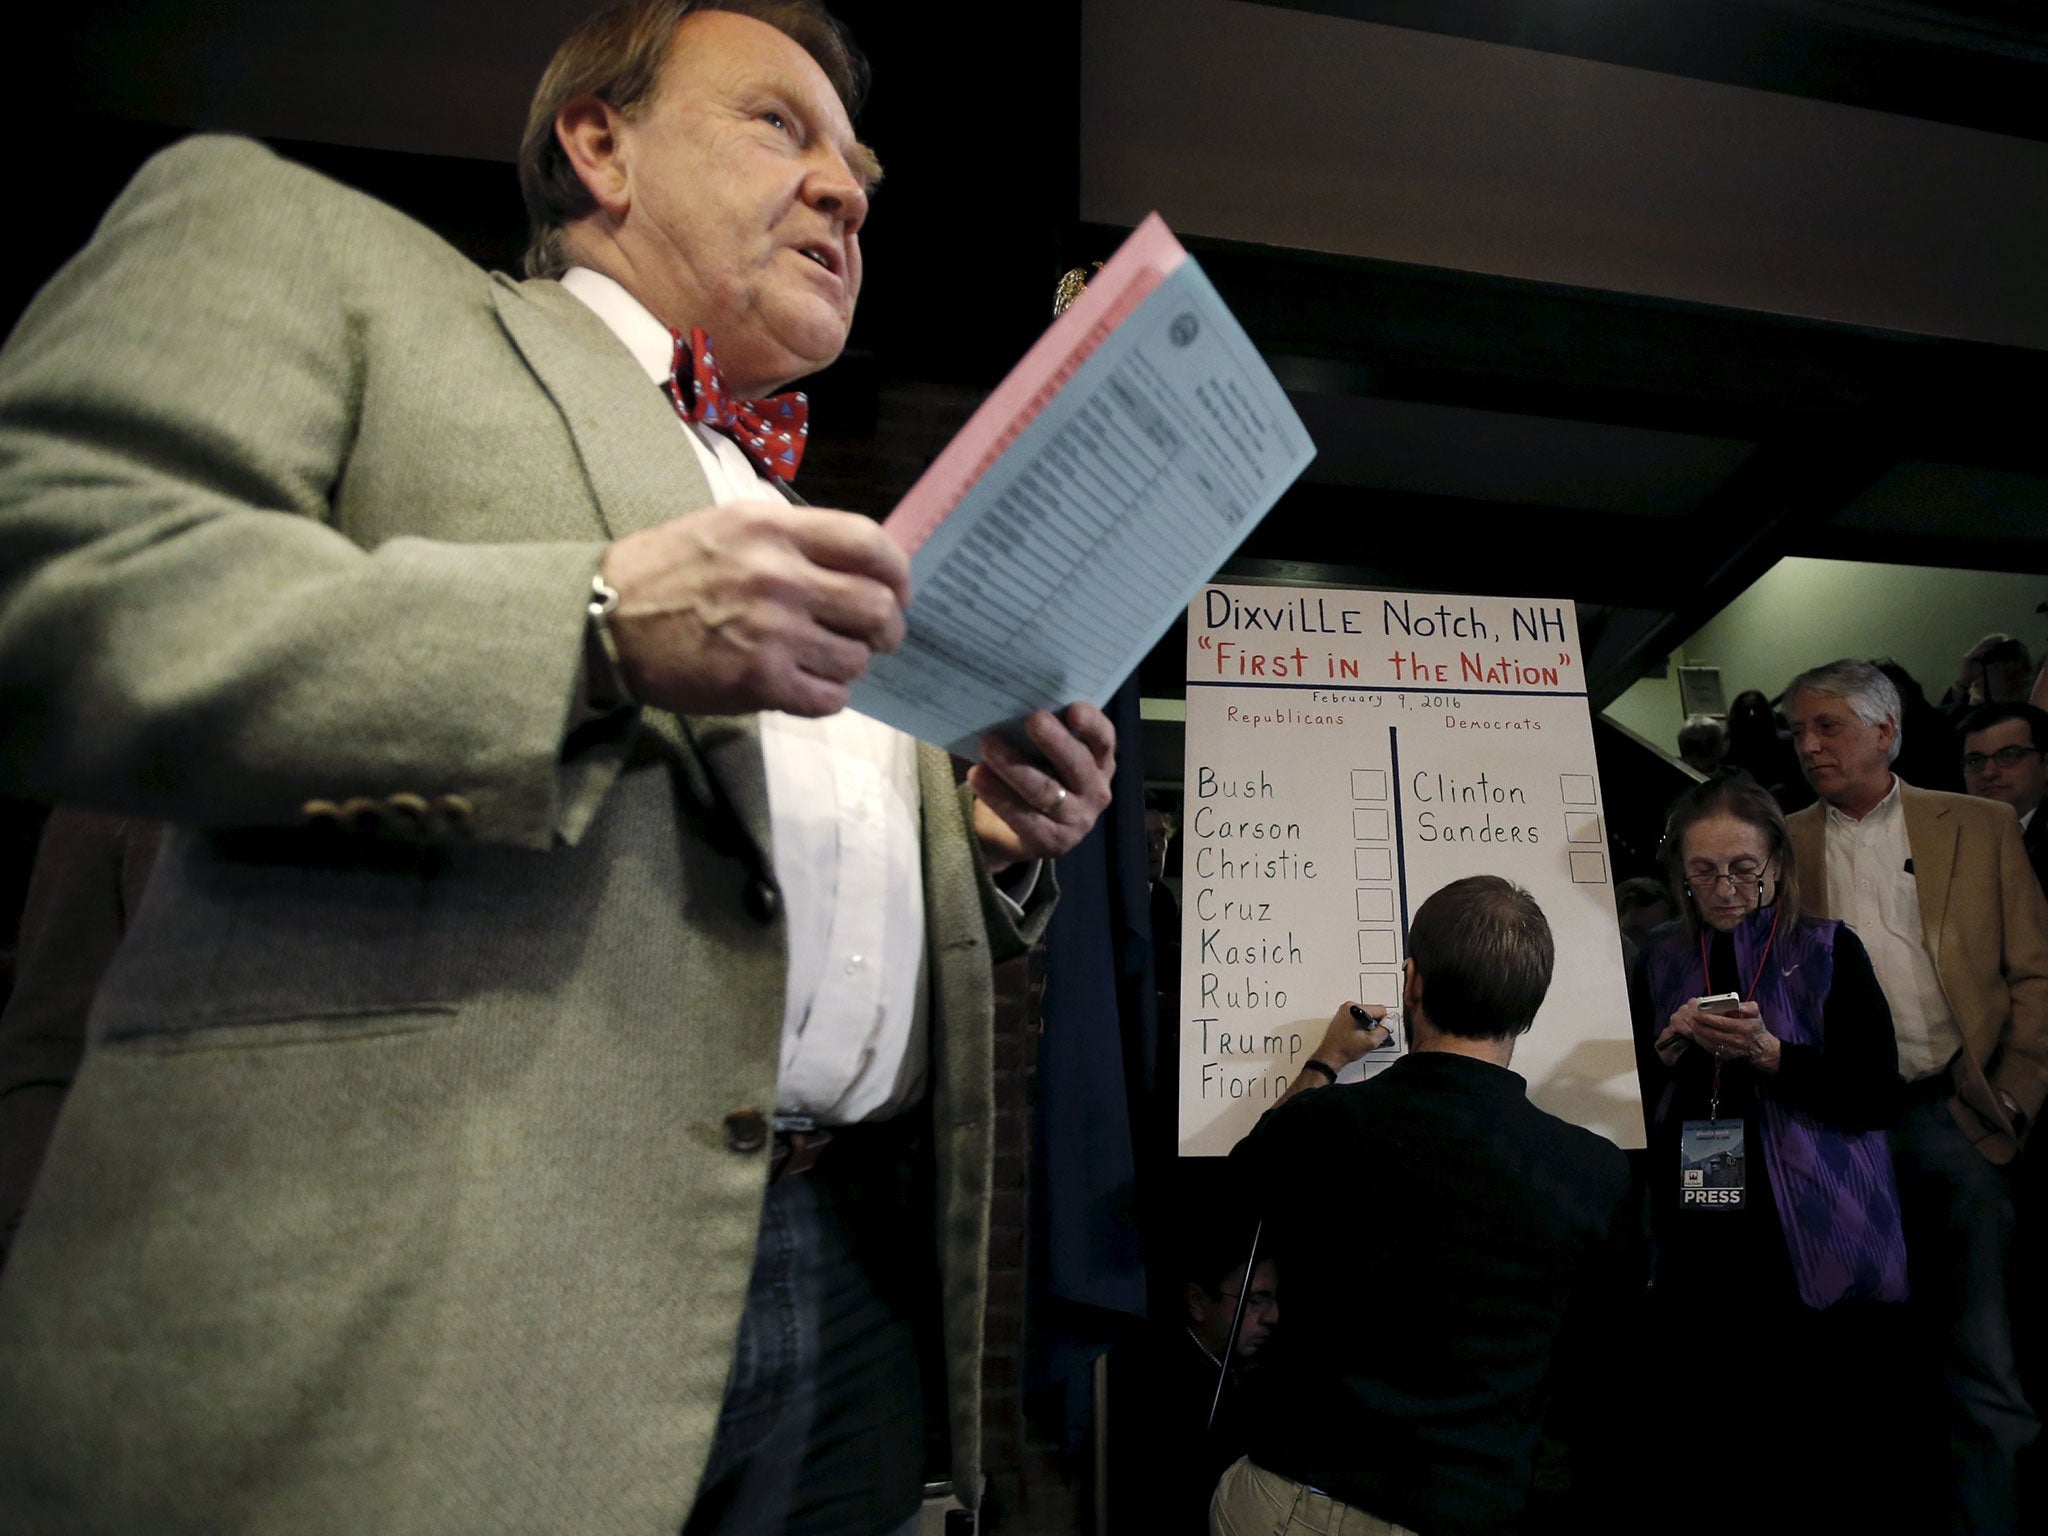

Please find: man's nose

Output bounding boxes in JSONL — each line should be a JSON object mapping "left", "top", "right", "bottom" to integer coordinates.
{"left": 807, "top": 152, "right": 868, "bottom": 233}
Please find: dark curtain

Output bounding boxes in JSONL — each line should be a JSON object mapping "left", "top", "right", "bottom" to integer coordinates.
{"left": 1025, "top": 678, "right": 1155, "bottom": 1450}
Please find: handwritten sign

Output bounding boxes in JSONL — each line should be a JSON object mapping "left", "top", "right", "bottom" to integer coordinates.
{"left": 1178, "top": 583, "right": 1645, "bottom": 1155}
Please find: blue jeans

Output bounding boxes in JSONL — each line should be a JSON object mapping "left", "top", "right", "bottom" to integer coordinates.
{"left": 681, "top": 1136, "right": 932, "bottom": 1536}
{"left": 1894, "top": 1100, "right": 2039, "bottom": 1534}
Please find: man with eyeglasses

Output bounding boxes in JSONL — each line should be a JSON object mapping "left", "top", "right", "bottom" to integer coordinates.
{"left": 1960, "top": 699, "right": 2048, "bottom": 1513}
{"left": 1961, "top": 703, "right": 2048, "bottom": 898}
{"left": 1786, "top": 660, "right": 2048, "bottom": 1534}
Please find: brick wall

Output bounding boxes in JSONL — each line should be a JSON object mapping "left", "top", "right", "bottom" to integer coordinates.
{"left": 980, "top": 944, "right": 1085, "bottom": 1535}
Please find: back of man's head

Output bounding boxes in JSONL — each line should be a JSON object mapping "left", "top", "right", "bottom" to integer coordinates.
{"left": 518, "top": 0, "right": 867, "bottom": 278}
{"left": 1677, "top": 713, "right": 1727, "bottom": 772}
{"left": 1406, "top": 876, "right": 1553, "bottom": 1040}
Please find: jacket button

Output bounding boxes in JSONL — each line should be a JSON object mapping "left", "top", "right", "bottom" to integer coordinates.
{"left": 342, "top": 796, "right": 384, "bottom": 833}
{"left": 302, "top": 798, "right": 344, "bottom": 827}
{"left": 745, "top": 878, "right": 781, "bottom": 923}
{"left": 386, "top": 792, "right": 431, "bottom": 828}
{"left": 431, "top": 794, "right": 476, "bottom": 837}
{"left": 723, "top": 1108, "right": 769, "bottom": 1154}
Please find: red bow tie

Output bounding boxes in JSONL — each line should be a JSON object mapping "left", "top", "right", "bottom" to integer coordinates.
{"left": 662, "top": 327, "right": 808, "bottom": 484}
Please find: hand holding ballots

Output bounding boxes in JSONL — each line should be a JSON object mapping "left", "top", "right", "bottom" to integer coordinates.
{"left": 845, "top": 215, "right": 1316, "bottom": 757}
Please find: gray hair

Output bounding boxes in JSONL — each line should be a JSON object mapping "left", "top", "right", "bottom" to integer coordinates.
{"left": 1785, "top": 659, "right": 1902, "bottom": 764}
{"left": 1677, "top": 714, "right": 1726, "bottom": 751}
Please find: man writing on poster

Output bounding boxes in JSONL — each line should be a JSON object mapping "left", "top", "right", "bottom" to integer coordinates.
{"left": 1214, "top": 877, "right": 1629, "bottom": 1536}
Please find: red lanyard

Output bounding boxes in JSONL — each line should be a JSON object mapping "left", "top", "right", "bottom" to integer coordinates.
{"left": 1698, "top": 903, "right": 1780, "bottom": 1121}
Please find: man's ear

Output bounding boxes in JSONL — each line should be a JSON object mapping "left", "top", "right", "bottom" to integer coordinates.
{"left": 1183, "top": 1281, "right": 1208, "bottom": 1326}
{"left": 1402, "top": 959, "right": 1422, "bottom": 1021}
{"left": 555, "top": 95, "right": 633, "bottom": 219}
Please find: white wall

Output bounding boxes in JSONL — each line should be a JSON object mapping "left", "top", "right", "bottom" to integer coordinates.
{"left": 1604, "top": 557, "right": 2048, "bottom": 752}
{"left": 1602, "top": 665, "right": 1684, "bottom": 750}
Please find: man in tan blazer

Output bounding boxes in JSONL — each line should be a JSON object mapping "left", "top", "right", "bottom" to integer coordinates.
{"left": 0, "top": 3, "right": 1113, "bottom": 1532}
{"left": 1786, "top": 659, "right": 2048, "bottom": 1534}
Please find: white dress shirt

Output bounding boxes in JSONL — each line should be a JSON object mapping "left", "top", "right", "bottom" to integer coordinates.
{"left": 561, "top": 266, "right": 927, "bottom": 1123}
{"left": 1823, "top": 775, "right": 1964, "bottom": 1082}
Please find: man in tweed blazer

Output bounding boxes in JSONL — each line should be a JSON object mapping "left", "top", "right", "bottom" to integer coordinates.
{"left": 0, "top": 2, "right": 1113, "bottom": 1531}
{"left": 1786, "top": 660, "right": 2047, "bottom": 1533}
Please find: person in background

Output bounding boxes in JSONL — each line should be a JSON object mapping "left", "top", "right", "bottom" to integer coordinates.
{"left": 1213, "top": 879, "right": 1629, "bottom": 1536}
{"left": 1876, "top": 657, "right": 1965, "bottom": 795}
{"left": 1633, "top": 770, "right": 1906, "bottom": 1532}
{"left": 1721, "top": 687, "right": 1809, "bottom": 810}
{"left": 1960, "top": 702, "right": 2048, "bottom": 896}
{"left": 1110, "top": 1223, "right": 1277, "bottom": 1536}
{"left": 1676, "top": 713, "right": 1726, "bottom": 776}
{"left": 1946, "top": 633, "right": 2037, "bottom": 712}
{"left": 1786, "top": 659, "right": 2048, "bottom": 1534}
{"left": 1615, "top": 876, "right": 1675, "bottom": 951}
{"left": 1960, "top": 699, "right": 2048, "bottom": 1502}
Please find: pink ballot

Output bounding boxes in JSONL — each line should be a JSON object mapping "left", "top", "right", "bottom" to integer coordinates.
{"left": 845, "top": 211, "right": 1314, "bottom": 758}
{"left": 882, "top": 213, "right": 1188, "bottom": 554}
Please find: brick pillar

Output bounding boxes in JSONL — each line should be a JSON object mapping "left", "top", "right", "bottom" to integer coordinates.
{"left": 979, "top": 942, "right": 1091, "bottom": 1535}
{"left": 979, "top": 944, "right": 1042, "bottom": 1523}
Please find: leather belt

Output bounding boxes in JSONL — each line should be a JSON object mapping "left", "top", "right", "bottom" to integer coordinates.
{"left": 768, "top": 1129, "right": 834, "bottom": 1184}
{"left": 1900, "top": 1056, "right": 1958, "bottom": 1110}
{"left": 765, "top": 1113, "right": 926, "bottom": 1186}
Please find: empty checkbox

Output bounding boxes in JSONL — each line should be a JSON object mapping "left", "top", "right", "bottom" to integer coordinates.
{"left": 1352, "top": 808, "right": 1390, "bottom": 841}
{"left": 1355, "top": 887, "right": 1396, "bottom": 922}
{"left": 1358, "top": 929, "right": 1398, "bottom": 964}
{"left": 1358, "top": 971, "right": 1401, "bottom": 1006}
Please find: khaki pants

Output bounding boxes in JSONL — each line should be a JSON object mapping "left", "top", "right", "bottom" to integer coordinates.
{"left": 1209, "top": 1457, "right": 1417, "bottom": 1536}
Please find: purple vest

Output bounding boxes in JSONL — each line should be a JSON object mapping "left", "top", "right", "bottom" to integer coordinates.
{"left": 1644, "top": 911, "right": 1908, "bottom": 1308}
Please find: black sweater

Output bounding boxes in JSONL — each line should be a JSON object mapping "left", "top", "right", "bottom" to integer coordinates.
{"left": 1229, "top": 1052, "right": 1629, "bottom": 1536}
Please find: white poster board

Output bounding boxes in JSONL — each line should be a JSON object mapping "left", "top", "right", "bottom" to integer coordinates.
{"left": 1177, "top": 583, "right": 1646, "bottom": 1155}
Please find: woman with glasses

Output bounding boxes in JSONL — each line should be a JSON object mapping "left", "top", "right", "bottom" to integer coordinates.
{"left": 1629, "top": 770, "right": 1910, "bottom": 1530}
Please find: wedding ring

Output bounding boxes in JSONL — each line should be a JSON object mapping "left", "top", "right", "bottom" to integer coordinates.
{"left": 1047, "top": 785, "right": 1069, "bottom": 814}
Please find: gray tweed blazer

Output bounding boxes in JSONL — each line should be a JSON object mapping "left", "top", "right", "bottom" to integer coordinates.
{"left": 0, "top": 136, "right": 1037, "bottom": 1534}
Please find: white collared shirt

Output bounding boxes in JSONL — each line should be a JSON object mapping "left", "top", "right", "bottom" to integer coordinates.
{"left": 561, "top": 266, "right": 926, "bottom": 1123}
{"left": 1823, "top": 775, "right": 1964, "bottom": 1081}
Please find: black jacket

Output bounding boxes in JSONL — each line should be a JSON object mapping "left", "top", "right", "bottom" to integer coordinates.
{"left": 1229, "top": 1052, "right": 1628, "bottom": 1536}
